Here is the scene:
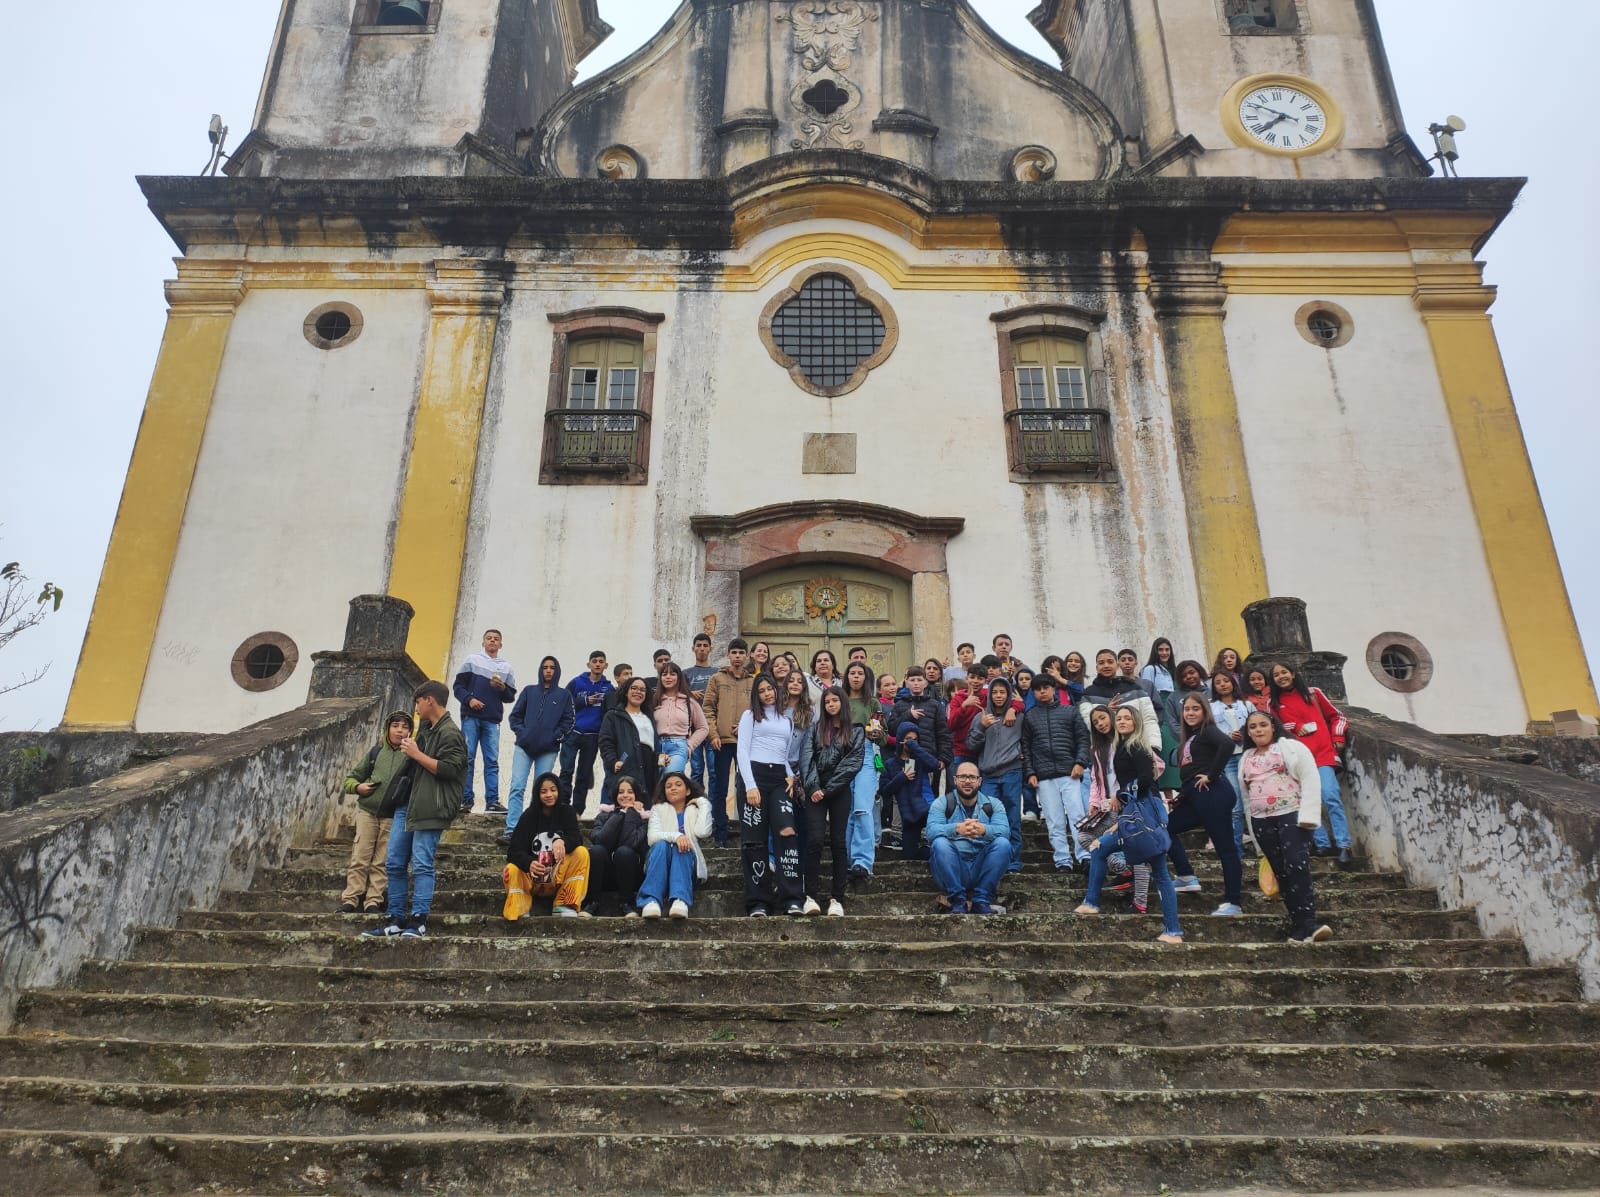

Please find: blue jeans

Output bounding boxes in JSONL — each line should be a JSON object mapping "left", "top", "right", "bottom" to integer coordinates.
{"left": 1037, "top": 774, "right": 1087, "bottom": 867}
{"left": 929, "top": 836, "right": 1012, "bottom": 905}
{"left": 462, "top": 717, "right": 501, "bottom": 807}
{"left": 847, "top": 756, "right": 881, "bottom": 873}
{"left": 384, "top": 805, "right": 443, "bottom": 920}
{"left": 507, "top": 746, "right": 559, "bottom": 832}
{"left": 980, "top": 769, "right": 1025, "bottom": 872}
{"left": 659, "top": 736, "right": 690, "bottom": 777}
{"left": 1225, "top": 755, "right": 1245, "bottom": 855}
{"left": 690, "top": 740, "right": 713, "bottom": 789}
{"left": 558, "top": 732, "right": 599, "bottom": 815}
{"left": 638, "top": 839, "right": 696, "bottom": 909}
{"left": 1084, "top": 834, "right": 1182, "bottom": 937}
{"left": 1313, "top": 764, "right": 1351, "bottom": 850}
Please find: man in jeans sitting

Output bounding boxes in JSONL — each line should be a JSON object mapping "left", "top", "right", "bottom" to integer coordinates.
{"left": 925, "top": 762, "right": 1012, "bottom": 915}
{"left": 362, "top": 680, "right": 467, "bottom": 940}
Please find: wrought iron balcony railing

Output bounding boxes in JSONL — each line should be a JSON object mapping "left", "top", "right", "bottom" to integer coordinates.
{"left": 546, "top": 409, "right": 648, "bottom": 471}
{"left": 1005, "top": 407, "right": 1114, "bottom": 476}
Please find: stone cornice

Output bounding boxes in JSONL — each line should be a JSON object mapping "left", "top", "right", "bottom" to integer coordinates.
{"left": 691, "top": 502, "right": 965, "bottom": 543}
{"left": 137, "top": 171, "right": 1527, "bottom": 255}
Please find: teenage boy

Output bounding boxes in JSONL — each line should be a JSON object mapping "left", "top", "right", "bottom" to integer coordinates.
{"left": 452, "top": 629, "right": 517, "bottom": 814}
{"left": 1117, "top": 649, "right": 1161, "bottom": 702}
{"left": 947, "top": 665, "right": 988, "bottom": 768}
{"left": 562, "top": 650, "right": 612, "bottom": 814}
{"left": 891, "top": 669, "right": 952, "bottom": 768}
{"left": 702, "top": 638, "right": 755, "bottom": 845}
{"left": 991, "top": 633, "right": 1027, "bottom": 677}
{"left": 1082, "top": 649, "right": 1162, "bottom": 753}
{"left": 362, "top": 681, "right": 466, "bottom": 940}
{"left": 943, "top": 642, "right": 977, "bottom": 684}
{"left": 339, "top": 710, "right": 413, "bottom": 914}
{"left": 1021, "top": 674, "right": 1090, "bottom": 873}
{"left": 682, "top": 634, "right": 718, "bottom": 788}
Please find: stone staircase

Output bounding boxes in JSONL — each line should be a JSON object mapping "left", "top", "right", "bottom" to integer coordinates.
{"left": 2, "top": 817, "right": 1597, "bottom": 1194}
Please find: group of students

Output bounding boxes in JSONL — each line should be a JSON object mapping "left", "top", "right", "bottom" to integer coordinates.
{"left": 340, "top": 633, "right": 1352, "bottom": 944}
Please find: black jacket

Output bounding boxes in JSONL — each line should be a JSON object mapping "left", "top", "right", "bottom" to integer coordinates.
{"left": 1020, "top": 701, "right": 1089, "bottom": 780}
{"left": 1112, "top": 741, "right": 1159, "bottom": 798}
{"left": 589, "top": 805, "right": 649, "bottom": 857}
{"left": 889, "top": 691, "right": 951, "bottom": 765}
{"left": 1175, "top": 724, "right": 1235, "bottom": 786}
{"left": 598, "top": 706, "right": 660, "bottom": 798}
{"left": 505, "top": 801, "right": 582, "bottom": 874}
{"left": 799, "top": 724, "right": 866, "bottom": 801}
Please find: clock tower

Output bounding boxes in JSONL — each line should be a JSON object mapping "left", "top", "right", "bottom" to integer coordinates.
{"left": 1029, "top": 0, "right": 1429, "bottom": 177}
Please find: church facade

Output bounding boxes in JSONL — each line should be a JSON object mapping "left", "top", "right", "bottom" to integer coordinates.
{"left": 63, "top": 0, "right": 1596, "bottom": 736}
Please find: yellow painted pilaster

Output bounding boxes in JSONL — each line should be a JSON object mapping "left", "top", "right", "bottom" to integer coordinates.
{"left": 61, "top": 264, "right": 247, "bottom": 730}
{"left": 1149, "top": 256, "right": 1270, "bottom": 654}
{"left": 387, "top": 260, "right": 510, "bottom": 679}
{"left": 1413, "top": 269, "right": 1598, "bottom": 722}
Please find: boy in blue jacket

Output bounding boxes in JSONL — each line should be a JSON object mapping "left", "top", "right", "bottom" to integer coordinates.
{"left": 877, "top": 722, "right": 938, "bottom": 861}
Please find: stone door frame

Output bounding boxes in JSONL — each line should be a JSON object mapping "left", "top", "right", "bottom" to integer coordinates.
{"left": 689, "top": 501, "right": 965, "bottom": 662}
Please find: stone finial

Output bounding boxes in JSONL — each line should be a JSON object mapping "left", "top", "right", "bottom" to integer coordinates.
{"left": 1242, "top": 596, "right": 1349, "bottom": 702}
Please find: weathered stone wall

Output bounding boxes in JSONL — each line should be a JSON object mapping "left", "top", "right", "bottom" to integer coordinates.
{"left": 0, "top": 731, "right": 210, "bottom": 814}
{"left": 1448, "top": 733, "right": 1600, "bottom": 789}
{"left": 0, "top": 697, "right": 378, "bottom": 1029}
{"left": 1345, "top": 710, "right": 1600, "bottom": 998}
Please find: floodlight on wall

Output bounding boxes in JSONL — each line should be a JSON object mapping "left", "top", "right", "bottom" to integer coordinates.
{"left": 201, "top": 114, "right": 230, "bottom": 177}
{"left": 1427, "top": 115, "right": 1467, "bottom": 178}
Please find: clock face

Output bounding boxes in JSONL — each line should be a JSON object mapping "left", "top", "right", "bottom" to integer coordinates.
{"left": 1238, "top": 85, "right": 1328, "bottom": 151}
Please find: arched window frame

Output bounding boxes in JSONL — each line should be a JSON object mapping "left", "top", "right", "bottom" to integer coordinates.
{"left": 539, "top": 307, "right": 664, "bottom": 486}
{"left": 991, "top": 304, "right": 1115, "bottom": 482}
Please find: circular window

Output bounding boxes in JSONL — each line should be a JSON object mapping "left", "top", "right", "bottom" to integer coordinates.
{"left": 1365, "top": 632, "right": 1433, "bottom": 694}
{"left": 303, "top": 302, "right": 363, "bottom": 350}
{"left": 759, "top": 265, "right": 899, "bottom": 397}
{"left": 1295, "top": 301, "right": 1354, "bottom": 349}
{"left": 231, "top": 632, "right": 300, "bottom": 693}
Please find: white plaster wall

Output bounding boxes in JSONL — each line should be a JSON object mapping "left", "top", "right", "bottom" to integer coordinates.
{"left": 1225, "top": 289, "right": 1526, "bottom": 733}
{"left": 451, "top": 224, "right": 1208, "bottom": 753}
{"left": 136, "top": 288, "right": 429, "bottom": 732}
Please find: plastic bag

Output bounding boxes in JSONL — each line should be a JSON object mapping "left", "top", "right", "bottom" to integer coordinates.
{"left": 1259, "top": 856, "right": 1280, "bottom": 898}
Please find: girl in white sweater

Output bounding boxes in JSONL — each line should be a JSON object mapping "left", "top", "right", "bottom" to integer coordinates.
{"left": 636, "top": 772, "right": 713, "bottom": 920}
{"left": 1239, "top": 710, "right": 1331, "bottom": 944}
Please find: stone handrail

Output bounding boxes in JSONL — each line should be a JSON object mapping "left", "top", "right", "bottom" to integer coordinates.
{"left": 1344, "top": 709, "right": 1600, "bottom": 998}
{"left": 0, "top": 697, "right": 379, "bottom": 1028}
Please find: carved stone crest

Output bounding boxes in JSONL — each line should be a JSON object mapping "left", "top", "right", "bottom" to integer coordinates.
{"left": 776, "top": 1, "right": 875, "bottom": 73}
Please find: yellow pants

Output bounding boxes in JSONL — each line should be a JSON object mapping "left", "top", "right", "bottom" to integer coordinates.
{"left": 502, "top": 847, "right": 590, "bottom": 920}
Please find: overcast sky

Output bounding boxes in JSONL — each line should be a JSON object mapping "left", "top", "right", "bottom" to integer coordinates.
{"left": 0, "top": 1, "right": 1594, "bottom": 730}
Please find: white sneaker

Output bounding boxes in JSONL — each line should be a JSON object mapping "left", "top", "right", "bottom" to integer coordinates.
{"left": 1173, "top": 876, "right": 1202, "bottom": 894}
{"left": 552, "top": 905, "right": 579, "bottom": 917}
{"left": 1020, "top": 811, "right": 1038, "bottom": 821}
{"left": 641, "top": 900, "right": 662, "bottom": 919}
{"left": 826, "top": 899, "right": 845, "bottom": 917}
{"left": 669, "top": 899, "right": 689, "bottom": 919}
{"left": 1210, "top": 902, "right": 1243, "bottom": 916}
{"left": 801, "top": 896, "right": 822, "bottom": 916}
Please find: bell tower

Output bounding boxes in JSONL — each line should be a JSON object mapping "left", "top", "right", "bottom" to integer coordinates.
{"left": 227, "top": 0, "right": 611, "bottom": 178}
{"left": 1029, "top": 0, "right": 1428, "bottom": 178}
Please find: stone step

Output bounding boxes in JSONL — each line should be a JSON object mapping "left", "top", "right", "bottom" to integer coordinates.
{"left": 127, "top": 927, "right": 1530, "bottom": 972}
{"left": 2, "top": 1128, "right": 1595, "bottom": 1195}
{"left": 12, "top": 992, "right": 1597, "bottom": 1050}
{"left": 176, "top": 908, "right": 1488, "bottom": 941}
{"left": 2, "top": 1078, "right": 1594, "bottom": 1141}
{"left": 62, "top": 959, "right": 1581, "bottom": 1007}
{"left": 6, "top": 1034, "right": 1595, "bottom": 1089}
{"left": 224, "top": 879, "right": 1443, "bottom": 914}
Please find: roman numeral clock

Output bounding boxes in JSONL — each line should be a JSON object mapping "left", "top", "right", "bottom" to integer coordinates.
{"left": 1221, "top": 73, "right": 1344, "bottom": 156}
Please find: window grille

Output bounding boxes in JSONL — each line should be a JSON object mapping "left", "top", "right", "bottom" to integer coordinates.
{"left": 769, "top": 273, "right": 887, "bottom": 390}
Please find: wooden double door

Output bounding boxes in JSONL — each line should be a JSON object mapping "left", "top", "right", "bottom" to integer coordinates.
{"left": 739, "top": 564, "right": 913, "bottom": 684}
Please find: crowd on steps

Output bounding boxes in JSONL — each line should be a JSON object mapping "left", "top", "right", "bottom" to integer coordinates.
{"left": 338, "top": 631, "right": 1351, "bottom": 946}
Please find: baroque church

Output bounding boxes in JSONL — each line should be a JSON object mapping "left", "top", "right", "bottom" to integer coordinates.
{"left": 62, "top": 0, "right": 1596, "bottom": 737}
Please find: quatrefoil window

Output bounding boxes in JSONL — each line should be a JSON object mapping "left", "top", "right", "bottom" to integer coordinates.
{"left": 801, "top": 78, "right": 851, "bottom": 117}
{"left": 759, "top": 267, "right": 899, "bottom": 397}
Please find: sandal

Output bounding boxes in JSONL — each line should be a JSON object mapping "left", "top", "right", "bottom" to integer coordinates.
{"left": 1073, "top": 903, "right": 1100, "bottom": 915}
{"left": 1156, "top": 932, "right": 1184, "bottom": 945}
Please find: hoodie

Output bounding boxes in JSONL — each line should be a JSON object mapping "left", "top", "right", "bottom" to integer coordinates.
{"left": 568, "top": 670, "right": 614, "bottom": 736}
{"left": 453, "top": 651, "right": 517, "bottom": 723}
{"left": 509, "top": 656, "right": 574, "bottom": 757}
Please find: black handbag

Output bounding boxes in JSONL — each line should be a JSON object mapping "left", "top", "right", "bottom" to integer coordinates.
{"left": 378, "top": 761, "right": 416, "bottom": 818}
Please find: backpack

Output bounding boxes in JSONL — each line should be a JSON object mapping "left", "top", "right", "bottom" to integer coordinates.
{"left": 942, "top": 795, "right": 996, "bottom": 821}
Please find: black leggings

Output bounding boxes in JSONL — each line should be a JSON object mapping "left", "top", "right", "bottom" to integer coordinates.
{"left": 1165, "top": 775, "right": 1243, "bottom": 905}
{"left": 1253, "top": 812, "right": 1319, "bottom": 937}
{"left": 803, "top": 788, "right": 851, "bottom": 901}
{"left": 741, "top": 761, "right": 802, "bottom": 913}
{"left": 585, "top": 843, "right": 643, "bottom": 908}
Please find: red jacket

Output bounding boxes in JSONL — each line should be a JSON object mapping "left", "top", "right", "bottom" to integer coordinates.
{"left": 948, "top": 690, "right": 1024, "bottom": 758}
{"left": 1271, "top": 688, "right": 1346, "bottom": 769}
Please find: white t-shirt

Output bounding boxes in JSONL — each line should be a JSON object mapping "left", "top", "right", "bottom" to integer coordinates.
{"left": 630, "top": 711, "right": 655, "bottom": 749}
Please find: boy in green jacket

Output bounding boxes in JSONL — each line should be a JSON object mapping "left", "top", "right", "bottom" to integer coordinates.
{"left": 362, "top": 681, "right": 468, "bottom": 940}
{"left": 339, "top": 710, "right": 414, "bottom": 914}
